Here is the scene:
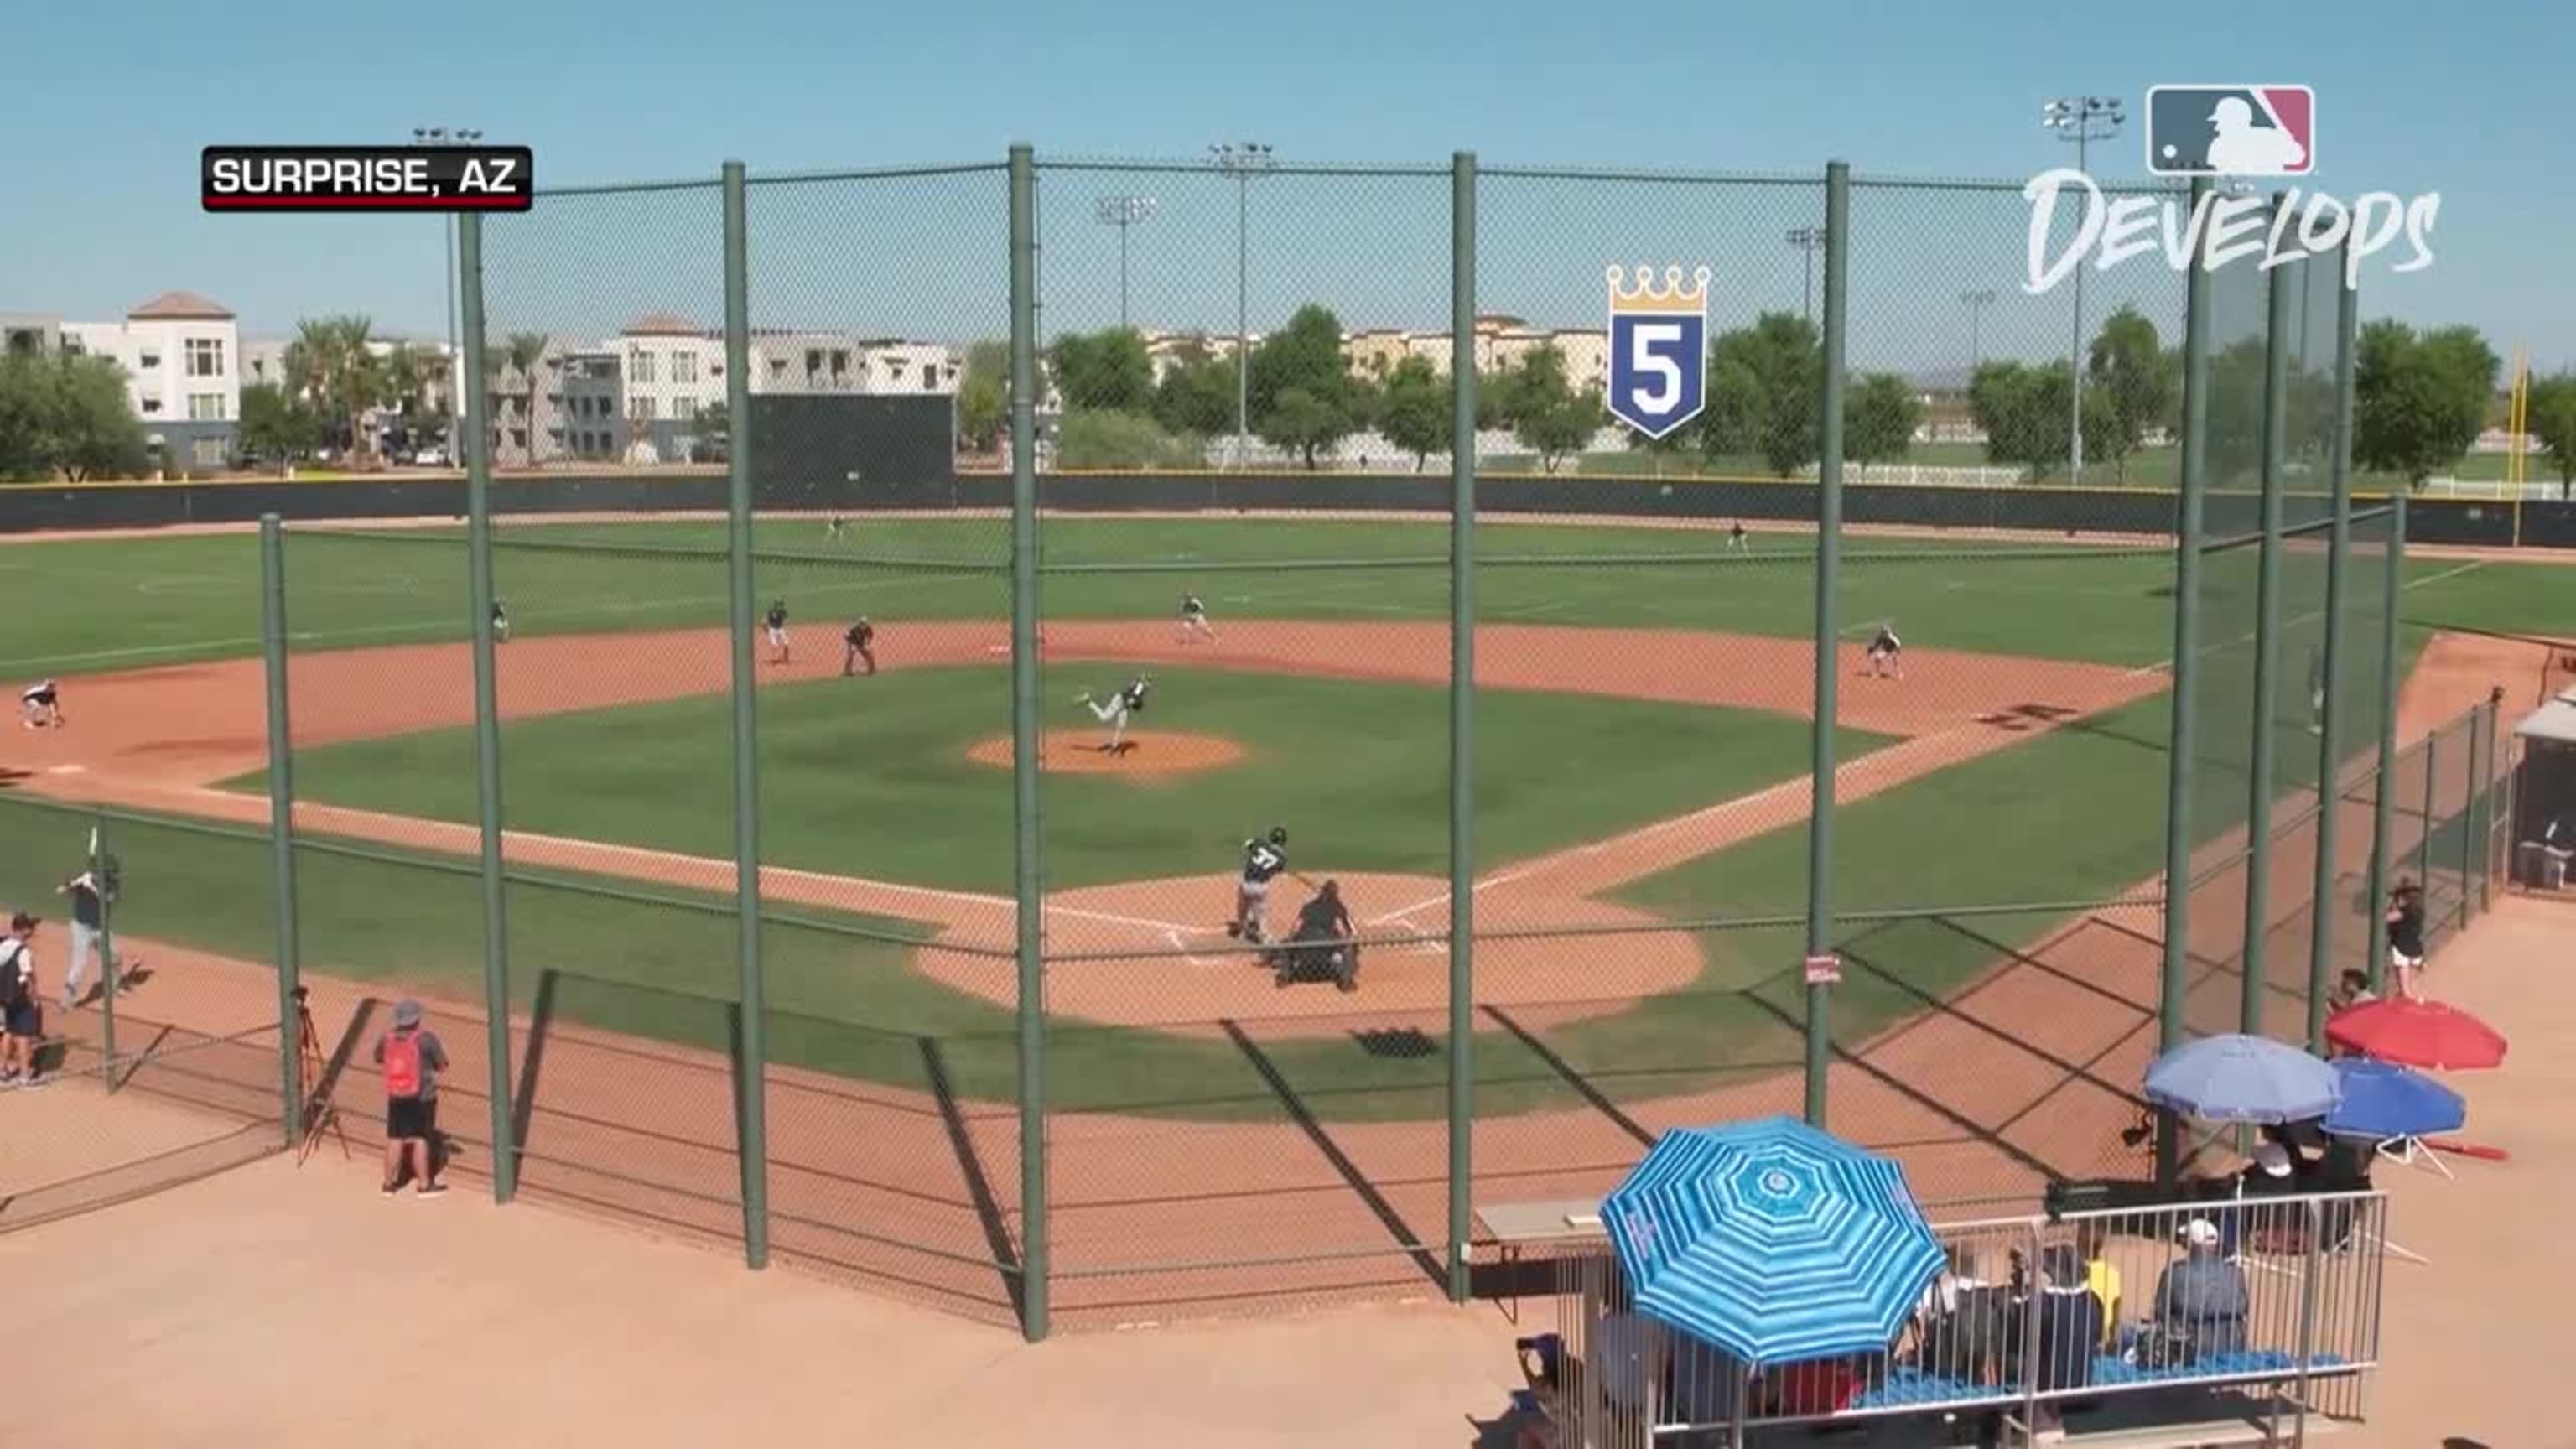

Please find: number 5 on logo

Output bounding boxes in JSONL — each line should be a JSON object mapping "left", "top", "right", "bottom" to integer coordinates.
{"left": 1606, "top": 265, "right": 1711, "bottom": 440}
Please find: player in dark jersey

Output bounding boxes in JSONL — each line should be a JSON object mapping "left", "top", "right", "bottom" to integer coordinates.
{"left": 1727, "top": 520, "right": 1748, "bottom": 552}
{"left": 842, "top": 616, "right": 877, "bottom": 677}
{"left": 1227, "top": 826, "right": 1302, "bottom": 944}
{"left": 1177, "top": 592, "right": 1218, "bottom": 644}
{"left": 491, "top": 599, "right": 511, "bottom": 644}
{"left": 765, "top": 599, "right": 791, "bottom": 665}
{"left": 19, "top": 679, "right": 61, "bottom": 730}
{"left": 1866, "top": 621, "right": 1903, "bottom": 680}
{"left": 824, "top": 514, "right": 849, "bottom": 541}
{"left": 1076, "top": 673, "right": 1152, "bottom": 753}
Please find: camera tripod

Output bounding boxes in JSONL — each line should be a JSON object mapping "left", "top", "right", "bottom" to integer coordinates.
{"left": 294, "top": 996, "right": 348, "bottom": 1167}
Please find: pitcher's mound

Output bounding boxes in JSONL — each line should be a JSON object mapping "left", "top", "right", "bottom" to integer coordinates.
{"left": 965, "top": 730, "right": 1246, "bottom": 779}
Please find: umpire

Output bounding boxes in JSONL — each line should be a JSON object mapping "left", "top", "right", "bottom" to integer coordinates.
{"left": 843, "top": 616, "right": 877, "bottom": 677}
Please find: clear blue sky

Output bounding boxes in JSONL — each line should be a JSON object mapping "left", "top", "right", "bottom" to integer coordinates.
{"left": 8, "top": 0, "right": 2570, "bottom": 372}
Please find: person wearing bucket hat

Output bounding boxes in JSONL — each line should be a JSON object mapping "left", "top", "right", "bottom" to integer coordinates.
{"left": 371, "top": 998, "right": 450, "bottom": 1196}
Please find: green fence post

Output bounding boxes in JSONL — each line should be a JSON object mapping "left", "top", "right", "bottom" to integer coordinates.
{"left": 258, "top": 513, "right": 303, "bottom": 1149}
{"left": 2417, "top": 728, "right": 2439, "bottom": 898}
{"left": 2303, "top": 242, "right": 2359, "bottom": 1054}
{"left": 92, "top": 811, "right": 117, "bottom": 1086}
{"left": 1006, "top": 141, "right": 1048, "bottom": 1342}
{"left": 1445, "top": 148, "right": 1478, "bottom": 1305}
{"left": 2237, "top": 206, "right": 2294, "bottom": 1041}
{"left": 2473, "top": 685, "right": 2493, "bottom": 902}
{"left": 720, "top": 159, "right": 769, "bottom": 1270}
{"left": 1802, "top": 160, "right": 1851, "bottom": 1128}
{"left": 2365, "top": 491, "right": 2406, "bottom": 992}
{"left": 2158, "top": 175, "right": 2215, "bottom": 1187}
{"left": 2460, "top": 701, "right": 2484, "bottom": 932}
{"left": 457, "top": 211, "right": 519, "bottom": 1205}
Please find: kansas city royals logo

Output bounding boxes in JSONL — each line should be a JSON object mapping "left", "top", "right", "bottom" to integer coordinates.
{"left": 1605, "top": 264, "right": 1710, "bottom": 439}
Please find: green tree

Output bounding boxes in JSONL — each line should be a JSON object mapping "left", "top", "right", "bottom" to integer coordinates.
{"left": 237, "top": 381, "right": 321, "bottom": 465}
{"left": 2087, "top": 306, "right": 2175, "bottom": 483}
{"left": 1258, "top": 387, "right": 1350, "bottom": 470}
{"left": 2354, "top": 320, "right": 2501, "bottom": 488}
{"left": 1151, "top": 342, "right": 1237, "bottom": 439}
{"left": 955, "top": 340, "right": 1009, "bottom": 451}
{"left": 1845, "top": 372, "right": 1922, "bottom": 466}
{"left": 1967, "top": 361, "right": 2070, "bottom": 478}
{"left": 1249, "top": 305, "right": 1356, "bottom": 466}
{"left": 284, "top": 316, "right": 387, "bottom": 461}
{"left": 0, "top": 352, "right": 150, "bottom": 481}
{"left": 1374, "top": 355, "right": 1448, "bottom": 470}
{"left": 2528, "top": 372, "right": 2576, "bottom": 489}
{"left": 1698, "top": 357, "right": 1768, "bottom": 465}
{"left": 1046, "top": 329, "right": 1155, "bottom": 413}
{"left": 1500, "top": 345, "right": 1603, "bottom": 473}
{"left": 1054, "top": 409, "right": 1202, "bottom": 469}
{"left": 1705, "top": 313, "right": 1821, "bottom": 476}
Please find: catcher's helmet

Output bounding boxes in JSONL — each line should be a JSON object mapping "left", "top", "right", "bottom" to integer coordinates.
{"left": 1267, "top": 826, "right": 1288, "bottom": 846}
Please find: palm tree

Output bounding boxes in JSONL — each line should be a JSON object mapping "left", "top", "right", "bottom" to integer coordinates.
{"left": 288, "top": 316, "right": 382, "bottom": 462}
{"left": 380, "top": 343, "right": 439, "bottom": 458}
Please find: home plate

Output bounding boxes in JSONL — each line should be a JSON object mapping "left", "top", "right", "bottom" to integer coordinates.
{"left": 45, "top": 765, "right": 86, "bottom": 775}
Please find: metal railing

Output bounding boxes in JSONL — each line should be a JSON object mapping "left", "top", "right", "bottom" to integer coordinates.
{"left": 1533, "top": 1192, "right": 2383, "bottom": 1446}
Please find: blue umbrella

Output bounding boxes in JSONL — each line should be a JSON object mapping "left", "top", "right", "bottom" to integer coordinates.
{"left": 2143, "top": 1033, "right": 2340, "bottom": 1124}
{"left": 1601, "top": 1115, "right": 1943, "bottom": 1367}
{"left": 2324, "top": 1059, "right": 2465, "bottom": 1140}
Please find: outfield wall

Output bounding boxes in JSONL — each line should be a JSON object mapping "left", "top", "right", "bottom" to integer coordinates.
{"left": 4, "top": 468, "right": 2566, "bottom": 548}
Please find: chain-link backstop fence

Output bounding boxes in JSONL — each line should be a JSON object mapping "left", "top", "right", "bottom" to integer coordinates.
{"left": 11, "top": 149, "right": 2505, "bottom": 1338}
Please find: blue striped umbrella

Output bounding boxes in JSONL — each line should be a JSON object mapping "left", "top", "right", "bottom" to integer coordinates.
{"left": 1601, "top": 1115, "right": 1945, "bottom": 1367}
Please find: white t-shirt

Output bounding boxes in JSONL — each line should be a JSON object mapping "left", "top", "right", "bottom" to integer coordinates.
{"left": 2, "top": 935, "right": 34, "bottom": 1001}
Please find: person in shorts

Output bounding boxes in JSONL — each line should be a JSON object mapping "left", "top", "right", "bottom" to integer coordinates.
{"left": 1, "top": 913, "right": 42, "bottom": 1083}
{"left": 2386, "top": 877, "right": 2427, "bottom": 1000}
{"left": 373, "top": 998, "right": 451, "bottom": 1196}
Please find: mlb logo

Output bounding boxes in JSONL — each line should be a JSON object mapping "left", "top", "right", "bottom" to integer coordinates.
{"left": 2145, "top": 85, "right": 2315, "bottom": 177}
{"left": 1605, "top": 265, "right": 1711, "bottom": 440}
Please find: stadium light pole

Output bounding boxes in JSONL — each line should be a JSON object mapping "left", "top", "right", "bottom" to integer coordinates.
{"left": 1211, "top": 142, "right": 1275, "bottom": 469}
{"left": 413, "top": 125, "right": 480, "bottom": 465}
{"left": 1786, "top": 226, "right": 1828, "bottom": 326}
{"left": 2043, "top": 96, "right": 2124, "bottom": 485}
{"left": 1961, "top": 288, "right": 1997, "bottom": 374}
{"left": 1093, "top": 195, "right": 1158, "bottom": 332}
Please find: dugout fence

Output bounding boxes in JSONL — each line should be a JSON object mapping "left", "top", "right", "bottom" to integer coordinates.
{"left": 11, "top": 153, "right": 2516, "bottom": 1342}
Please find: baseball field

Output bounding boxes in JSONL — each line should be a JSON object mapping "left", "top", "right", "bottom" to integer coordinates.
{"left": 0, "top": 508, "right": 2551, "bottom": 1324}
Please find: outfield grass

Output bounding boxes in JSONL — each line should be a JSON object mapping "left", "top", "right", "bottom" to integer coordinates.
{"left": 236, "top": 666, "right": 1883, "bottom": 892}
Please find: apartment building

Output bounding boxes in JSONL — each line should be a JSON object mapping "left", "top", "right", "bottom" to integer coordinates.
{"left": 60, "top": 291, "right": 242, "bottom": 469}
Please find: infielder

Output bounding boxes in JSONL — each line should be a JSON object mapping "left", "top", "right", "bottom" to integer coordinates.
{"left": 1727, "top": 520, "right": 1749, "bottom": 552}
{"left": 1866, "top": 622, "right": 1904, "bottom": 679}
{"left": 1177, "top": 593, "right": 1218, "bottom": 644}
{"left": 824, "top": 515, "right": 849, "bottom": 541}
{"left": 1075, "top": 673, "right": 1152, "bottom": 753}
{"left": 1227, "top": 826, "right": 1310, "bottom": 945}
{"left": 843, "top": 616, "right": 877, "bottom": 677}
{"left": 2305, "top": 647, "right": 2325, "bottom": 735}
{"left": 19, "top": 678, "right": 62, "bottom": 730}
{"left": 765, "top": 598, "right": 791, "bottom": 665}
{"left": 491, "top": 600, "right": 512, "bottom": 644}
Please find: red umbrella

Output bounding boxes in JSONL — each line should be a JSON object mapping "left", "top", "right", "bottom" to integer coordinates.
{"left": 2324, "top": 998, "right": 2509, "bottom": 1071}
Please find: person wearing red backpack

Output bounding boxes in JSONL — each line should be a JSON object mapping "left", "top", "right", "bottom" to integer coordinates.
{"left": 372, "top": 998, "right": 450, "bottom": 1196}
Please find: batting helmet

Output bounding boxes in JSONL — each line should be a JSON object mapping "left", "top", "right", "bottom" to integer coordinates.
{"left": 1268, "top": 826, "right": 1288, "bottom": 846}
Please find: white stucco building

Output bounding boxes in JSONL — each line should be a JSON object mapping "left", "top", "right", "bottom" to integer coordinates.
{"left": 60, "top": 291, "right": 242, "bottom": 470}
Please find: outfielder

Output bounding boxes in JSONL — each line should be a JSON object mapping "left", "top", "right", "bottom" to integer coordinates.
{"left": 843, "top": 616, "right": 877, "bottom": 677}
{"left": 1727, "top": 520, "right": 1749, "bottom": 552}
{"left": 1227, "top": 826, "right": 1308, "bottom": 945}
{"left": 765, "top": 599, "right": 791, "bottom": 665}
{"left": 491, "top": 600, "right": 512, "bottom": 644}
{"left": 2305, "top": 647, "right": 2325, "bottom": 735}
{"left": 1866, "top": 622, "right": 1904, "bottom": 679}
{"left": 1177, "top": 592, "right": 1218, "bottom": 644}
{"left": 824, "top": 514, "right": 849, "bottom": 541}
{"left": 1075, "top": 673, "right": 1153, "bottom": 752}
{"left": 19, "top": 678, "right": 62, "bottom": 730}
